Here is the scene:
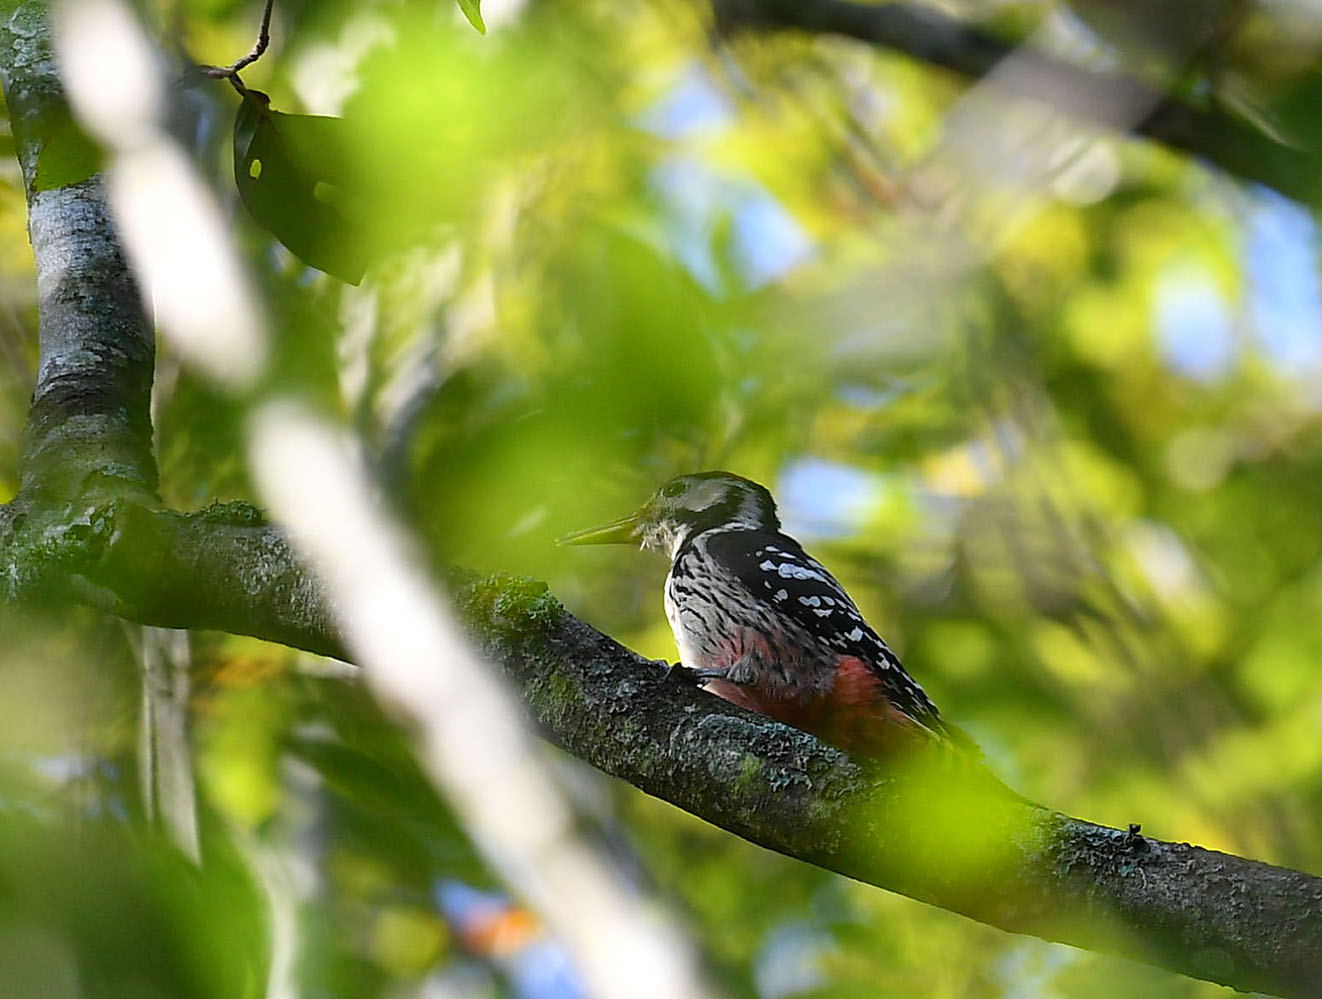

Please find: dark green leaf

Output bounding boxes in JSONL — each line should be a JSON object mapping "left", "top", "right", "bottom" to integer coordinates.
{"left": 232, "top": 90, "right": 371, "bottom": 284}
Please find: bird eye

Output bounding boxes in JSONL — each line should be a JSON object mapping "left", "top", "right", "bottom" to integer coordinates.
{"left": 661, "top": 482, "right": 685, "bottom": 498}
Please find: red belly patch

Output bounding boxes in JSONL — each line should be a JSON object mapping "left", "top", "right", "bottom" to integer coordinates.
{"left": 703, "top": 654, "right": 928, "bottom": 756}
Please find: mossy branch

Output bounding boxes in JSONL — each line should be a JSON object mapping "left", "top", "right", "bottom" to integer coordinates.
{"left": 9, "top": 498, "right": 1320, "bottom": 996}
{"left": 1, "top": 2, "right": 1320, "bottom": 995}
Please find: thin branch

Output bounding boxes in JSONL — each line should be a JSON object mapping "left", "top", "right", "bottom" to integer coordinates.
{"left": 229, "top": 0, "right": 274, "bottom": 75}
{"left": 713, "top": 0, "right": 1322, "bottom": 206}
{"left": 198, "top": 0, "right": 275, "bottom": 89}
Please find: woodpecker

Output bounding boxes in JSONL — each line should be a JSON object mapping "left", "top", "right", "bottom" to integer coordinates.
{"left": 561, "top": 471, "right": 968, "bottom": 756}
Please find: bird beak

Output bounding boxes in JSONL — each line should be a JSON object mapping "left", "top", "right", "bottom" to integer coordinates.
{"left": 557, "top": 513, "right": 643, "bottom": 546}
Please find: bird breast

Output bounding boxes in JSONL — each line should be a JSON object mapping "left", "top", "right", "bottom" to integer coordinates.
{"left": 663, "top": 556, "right": 836, "bottom": 698}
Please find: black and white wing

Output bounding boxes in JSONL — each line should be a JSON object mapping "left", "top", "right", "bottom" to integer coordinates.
{"left": 701, "top": 528, "right": 943, "bottom": 726}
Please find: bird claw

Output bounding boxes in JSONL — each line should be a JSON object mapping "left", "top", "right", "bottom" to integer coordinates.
{"left": 659, "top": 662, "right": 727, "bottom": 687}
{"left": 656, "top": 661, "right": 704, "bottom": 687}
{"left": 660, "top": 661, "right": 696, "bottom": 685}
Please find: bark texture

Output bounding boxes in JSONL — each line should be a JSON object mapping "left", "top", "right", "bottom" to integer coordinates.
{"left": 17, "top": 497, "right": 1322, "bottom": 996}
{"left": 460, "top": 583, "right": 1322, "bottom": 997}
{"left": 0, "top": 1, "right": 159, "bottom": 611}
{"left": 2, "top": 3, "right": 1321, "bottom": 997}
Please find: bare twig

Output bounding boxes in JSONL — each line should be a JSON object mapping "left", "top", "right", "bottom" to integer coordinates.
{"left": 198, "top": 0, "right": 274, "bottom": 90}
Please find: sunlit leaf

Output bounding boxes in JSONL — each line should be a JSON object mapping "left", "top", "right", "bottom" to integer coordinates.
{"left": 456, "top": 0, "right": 485, "bottom": 34}
{"left": 31, "top": 106, "right": 102, "bottom": 192}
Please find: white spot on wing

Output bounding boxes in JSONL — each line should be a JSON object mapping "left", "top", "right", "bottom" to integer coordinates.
{"left": 778, "top": 564, "right": 821, "bottom": 580}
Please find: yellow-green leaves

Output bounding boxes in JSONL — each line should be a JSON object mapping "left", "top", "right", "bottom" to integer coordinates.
{"left": 31, "top": 106, "right": 102, "bottom": 192}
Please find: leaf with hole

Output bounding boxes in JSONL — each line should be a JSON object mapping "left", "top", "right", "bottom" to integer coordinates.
{"left": 232, "top": 90, "right": 371, "bottom": 284}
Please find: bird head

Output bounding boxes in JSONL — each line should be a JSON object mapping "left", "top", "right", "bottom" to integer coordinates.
{"left": 559, "top": 471, "right": 779, "bottom": 557}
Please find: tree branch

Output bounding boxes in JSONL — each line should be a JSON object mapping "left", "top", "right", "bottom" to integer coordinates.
{"left": 8, "top": 470, "right": 1322, "bottom": 992}
{"left": 14, "top": 503, "right": 1319, "bottom": 998}
{"left": 713, "top": 0, "right": 1322, "bottom": 206}
{"left": 198, "top": 0, "right": 276, "bottom": 92}
{"left": 471, "top": 581, "right": 1322, "bottom": 999}
{"left": 2, "top": 2, "right": 1320, "bottom": 995}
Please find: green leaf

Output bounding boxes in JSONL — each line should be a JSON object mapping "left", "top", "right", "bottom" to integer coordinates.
{"left": 232, "top": 90, "right": 371, "bottom": 284}
{"left": 456, "top": 0, "right": 485, "bottom": 34}
{"left": 32, "top": 106, "right": 103, "bottom": 192}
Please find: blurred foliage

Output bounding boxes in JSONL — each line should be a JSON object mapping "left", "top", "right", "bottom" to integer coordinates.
{"left": 4, "top": 0, "right": 1322, "bottom": 995}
